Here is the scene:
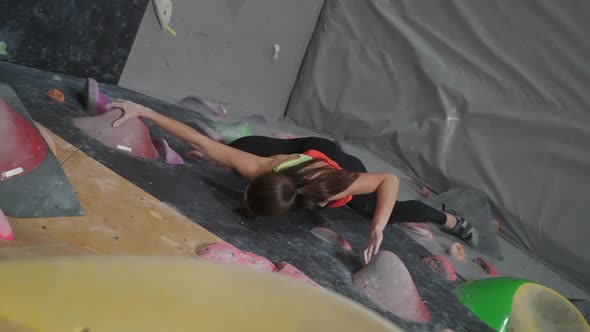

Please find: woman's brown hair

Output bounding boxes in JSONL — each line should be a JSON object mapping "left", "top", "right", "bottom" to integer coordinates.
{"left": 244, "top": 159, "right": 359, "bottom": 217}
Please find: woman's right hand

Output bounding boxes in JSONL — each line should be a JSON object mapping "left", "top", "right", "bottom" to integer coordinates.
{"left": 106, "top": 100, "right": 151, "bottom": 127}
{"left": 363, "top": 226, "right": 384, "bottom": 265}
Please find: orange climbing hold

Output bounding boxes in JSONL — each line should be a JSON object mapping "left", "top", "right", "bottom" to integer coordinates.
{"left": 445, "top": 242, "right": 466, "bottom": 261}
{"left": 46, "top": 89, "right": 64, "bottom": 102}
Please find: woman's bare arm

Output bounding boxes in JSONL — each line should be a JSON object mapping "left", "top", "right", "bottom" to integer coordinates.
{"left": 330, "top": 172, "right": 399, "bottom": 263}
{"left": 108, "top": 100, "right": 268, "bottom": 180}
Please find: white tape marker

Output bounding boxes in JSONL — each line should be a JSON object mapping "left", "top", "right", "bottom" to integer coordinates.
{"left": 117, "top": 145, "right": 132, "bottom": 152}
{"left": 1, "top": 167, "right": 24, "bottom": 179}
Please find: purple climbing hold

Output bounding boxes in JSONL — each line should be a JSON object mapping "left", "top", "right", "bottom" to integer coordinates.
{"left": 179, "top": 95, "right": 227, "bottom": 118}
{"left": 152, "top": 138, "right": 184, "bottom": 165}
{"left": 83, "top": 78, "right": 110, "bottom": 115}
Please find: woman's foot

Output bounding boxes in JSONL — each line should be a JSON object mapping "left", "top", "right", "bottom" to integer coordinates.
{"left": 442, "top": 205, "right": 479, "bottom": 247}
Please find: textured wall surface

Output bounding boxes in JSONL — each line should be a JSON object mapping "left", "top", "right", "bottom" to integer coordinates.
{"left": 0, "top": 0, "right": 147, "bottom": 83}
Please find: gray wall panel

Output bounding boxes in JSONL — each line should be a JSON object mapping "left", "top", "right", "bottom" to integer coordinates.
{"left": 120, "top": 0, "right": 324, "bottom": 119}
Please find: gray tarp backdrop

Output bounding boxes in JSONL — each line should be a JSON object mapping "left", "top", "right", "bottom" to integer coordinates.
{"left": 286, "top": 0, "right": 590, "bottom": 290}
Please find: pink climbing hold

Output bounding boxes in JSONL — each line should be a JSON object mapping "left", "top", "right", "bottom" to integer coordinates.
{"left": 472, "top": 257, "right": 498, "bottom": 277}
{"left": 404, "top": 178, "right": 430, "bottom": 198}
{"left": 73, "top": 109, "right": 158, "bottom": 159}
{"left": 0, "top": 99, "right": 47, "bottom": 181}
{"left": 271, "top": 131, "right": 298, "bottom": 139}
{"left": 422, "top": 255, "right": 457, "bottom": 281}
{"left": 188, "top": 149, "right": 207, "bottom": 160}
{"left": 310, "top": 227, "right": 352, "bottom": 251}
{"left": 83, "top": 78, "right": 110, "bottom": 115}
{"left": 399, "top": 223, "right": 434, "bottom": 240}
{"left": 152, "top": 138, "right": 184, "bottom": 165}
{"left": 196, "top": 242, "right": 277, "bottom": 273}
{"left": 493, "top": 219, "right": 500, "bottom": 233}
{"left": 276, "top": 261, "right": 319, "bottom": 287}
{"left": 352, "top": 251, "right": 431, "bottom": 323}
{"left": 0, "top": 209, "right": 14, "bottom": 242}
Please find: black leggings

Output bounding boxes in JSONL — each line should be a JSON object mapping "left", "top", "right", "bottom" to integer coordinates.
{"left": 230, "top": 136, "right": 447, "bottom": 225}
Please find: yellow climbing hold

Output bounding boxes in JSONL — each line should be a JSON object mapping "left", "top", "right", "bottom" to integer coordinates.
{"left": 0, "top": 256, "right": 402, "bottom": 332}
{"left": 166, "top": 25, "right": 176, "bottom": 36}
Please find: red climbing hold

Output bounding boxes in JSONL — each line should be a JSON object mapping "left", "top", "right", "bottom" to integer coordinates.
{"left": 73, "top": 109, "right": 158, "bottom": 159}
{"left": 422, "top": 255, "right": 457, "bottom": 281}
{"left": 353, "top": 251, "right": 431, "bottom": 323}
{"left": 399, "top": 223, "right": 434, "bottom": 240}
{"left": 276, "top": 261, "right": 319, "bottom": 287}
{"left": 153, "top": 138, "right": 184, "bottom": 165}
{"left": 0, "top": 209, "right": 14, "bottom": 242}
{"left": 310, "top": 227, "right": 352, "bottom": 251}
{"left": 472, "top": 257, "right": 498, "bottom": 277}
{"left": 196, "top": 242, "right": 277, "bottom": 272}
{"left": 0, "top": 99, "right": 47, "bottom": 181}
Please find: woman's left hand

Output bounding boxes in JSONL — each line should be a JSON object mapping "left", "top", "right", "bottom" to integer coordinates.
{"left": 363, "top": 226, "right": 384, "bottom": 265}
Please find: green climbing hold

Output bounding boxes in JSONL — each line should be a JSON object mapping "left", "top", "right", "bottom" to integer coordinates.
{"left": 456, "top": 277, "right": 529, "bottom": 332}
{"left": 0, "top": 42, "right": 8, "bottom": 56}
{"left": 52, "top": 75, "right": 63, "bottom": 82}
{"left": 210, "top": 120, "right": 252, "bottom": 144}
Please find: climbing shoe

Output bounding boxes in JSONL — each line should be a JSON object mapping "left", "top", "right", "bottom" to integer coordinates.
{"left": 442, "top": 204, "right": 479, "bottom": 247}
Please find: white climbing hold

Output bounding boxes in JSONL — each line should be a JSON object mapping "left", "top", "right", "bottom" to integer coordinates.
{"left": 153, "top": 0, "right": 173, "bottom": 31}
{"left": 273, "top": 44, "right": 280, "bottom": 61}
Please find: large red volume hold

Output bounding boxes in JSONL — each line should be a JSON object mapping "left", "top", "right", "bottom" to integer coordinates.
{"left": 0, "top": 99, "right": 47, "bottom": 181}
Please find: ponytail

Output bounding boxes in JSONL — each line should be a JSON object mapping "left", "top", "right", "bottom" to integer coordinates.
{"left": 244, "top": 159, "right": 358, "bottom": 217}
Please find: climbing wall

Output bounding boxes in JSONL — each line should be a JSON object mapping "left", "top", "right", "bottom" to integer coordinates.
{"left": 0, "top": 62, "right": 492, "bottom": 331}
{"left": 0, "top": 0, "right": 148, "bottom": 83}
{"left": 119, "top": 0, "right": 325, "bottom": 120}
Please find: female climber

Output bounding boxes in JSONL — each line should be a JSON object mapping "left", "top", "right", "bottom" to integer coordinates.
{"left": 107, "top": 100, "right": 478, "bottom": 264}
